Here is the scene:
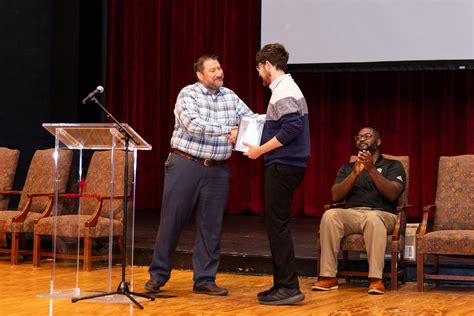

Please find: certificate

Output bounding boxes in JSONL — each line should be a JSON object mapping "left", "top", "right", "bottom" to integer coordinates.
{"left": 234, "top": 115, "right": 266, "bottom": 152}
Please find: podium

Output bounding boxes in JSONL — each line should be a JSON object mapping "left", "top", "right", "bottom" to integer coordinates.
{"left": 40, "top": 123, "right": 152, "bottom": 308}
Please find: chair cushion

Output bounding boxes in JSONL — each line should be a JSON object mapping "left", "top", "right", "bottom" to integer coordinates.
{"left": 35, "top": 215, "right": 122, "bottom": 238}
{"left": 0, "top": 210, "right": 42, "bottom": 233}
{"left": 340, "top": 234, "right": 404, "bottom": 252}
{"left": 418, "top": 230, "right": 474, "bottom": 255}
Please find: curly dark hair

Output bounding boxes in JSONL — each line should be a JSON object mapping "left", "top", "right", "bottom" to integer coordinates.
{"left": 256, "top": 43, "right": 289, "bottom": 71}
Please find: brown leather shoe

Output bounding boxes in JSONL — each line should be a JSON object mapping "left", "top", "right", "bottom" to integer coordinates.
{"left": 368, "top": 279, "right": 385, "bottom": 294}
{"left": 311, "top": 277, "right": 338, "bottom": 291}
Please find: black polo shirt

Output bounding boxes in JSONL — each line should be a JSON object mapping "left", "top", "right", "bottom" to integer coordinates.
{"left": 334, "top": 155, "right": 406, "bottom": 214}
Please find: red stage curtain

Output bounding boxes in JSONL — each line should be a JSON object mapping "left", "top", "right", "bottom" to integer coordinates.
{"left": 106, "top": 0, "right": 474, "bottom": 217}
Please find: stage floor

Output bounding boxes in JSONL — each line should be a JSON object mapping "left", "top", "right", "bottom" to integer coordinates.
{"left": 134, "top": 211, "right": 318, "bottom": 257}
{"left": 134, "top": 211, "right": 320, "bottom": 276}
{"left": 133, "top": 211, "right": 473, "bottom": 280}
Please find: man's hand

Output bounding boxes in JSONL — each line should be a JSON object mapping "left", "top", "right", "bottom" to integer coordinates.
{"left": 243, "top": 142, "right": 263, "bottom": 159}
{"left": 352, "top": 159, "right": 364, "bottom": 176}
{"left": 357, "top": 150, "right": 375, "bottom": 171}
{"left": 226, "top": 126, "right": 238, "bottom": 143}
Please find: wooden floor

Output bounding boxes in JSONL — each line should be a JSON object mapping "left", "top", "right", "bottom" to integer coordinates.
{"left": 1, "top": 261, "right": 473, "bottom": 315}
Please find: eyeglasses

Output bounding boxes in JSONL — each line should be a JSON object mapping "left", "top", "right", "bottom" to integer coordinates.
{"left": 256, "top": 62, "right": 266, "bottom": 72}
{"left": 354, "top": 133, "right": 373, "bottom": 142}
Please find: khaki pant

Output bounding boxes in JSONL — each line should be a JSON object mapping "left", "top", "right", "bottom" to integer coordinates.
{"left": 319, "top": 208, "right": 397, "bottom": 279}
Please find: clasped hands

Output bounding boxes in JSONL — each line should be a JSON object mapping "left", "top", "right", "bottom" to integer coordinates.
{"left": 353, "top": 150, "right": 375, "bottom": 175}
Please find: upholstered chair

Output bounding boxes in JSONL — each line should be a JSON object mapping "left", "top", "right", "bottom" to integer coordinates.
{"left": 0, "top": 147, "right": 20, "bottom": 247}
{"left": 416, "top": 155, "right": 474, "bottom": 291}
{"left": 316, "top": 154, "right": 410, "bottom": 291}
{"left": 0, "top": 147, "right": 20, "bottom": 209}
{"left": 33, "top": 150, "right": 133, "bottom": 271}
{"left": 0, "top": 148, "right": 72, "bottom": 264}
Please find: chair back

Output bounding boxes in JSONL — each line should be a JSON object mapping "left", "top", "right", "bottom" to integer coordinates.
{"left": 18, "top": 149, "right": 72, "bottom": 213}
{"left": 0, "top": 147, "right": 20, "bottom": 209}
{"left": 382, "top": 154, "right": 409, "bottom": 206}
{"left": 433, "top": 155, "right": 474, "bottom": 231}
{"left": 80, "top": 150, "right": 133, "bottom": 220}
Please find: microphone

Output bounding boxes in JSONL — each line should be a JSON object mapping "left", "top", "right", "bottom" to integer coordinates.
{"left": 81, "top": 86, "right": 104, "bottom": 104}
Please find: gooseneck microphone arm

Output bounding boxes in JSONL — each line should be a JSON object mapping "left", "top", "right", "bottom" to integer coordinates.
{"left": 82, "top": 86, "right": 139, "bottom": 146}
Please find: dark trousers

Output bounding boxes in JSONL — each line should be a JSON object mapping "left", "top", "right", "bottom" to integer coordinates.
{"left": 264, "top": 163, "right": 306, "bottom": 289}
{"left": 148, "top": 153, "right": 231, "bottom": 287}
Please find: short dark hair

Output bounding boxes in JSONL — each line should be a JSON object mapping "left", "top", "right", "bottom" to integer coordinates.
{"left": 256, "top": 43, "right": 289, "bottom": 71}
{"left": 194, "top": 54, "right": 219, "bottom": 73}
{"left": 364, "top": 127, "right": 381, "bottom": 139}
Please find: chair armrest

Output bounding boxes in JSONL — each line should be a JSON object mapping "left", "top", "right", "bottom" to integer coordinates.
{"left": 0, "top": 190, "right": 22, "bottom": 195}
{"left": 27, "top": 193, "right": 55, "bottom": 197}
{"left": 85, "top": 195, "right": 129, "bottom": 227}
{"left": 34, "top": 197, "right": 55, "bottom": 224}
{"left": 391, "top": 204, "right": 413, "bottom": 241}
{"left": 13, "top": 193, "right": 55, "bottom": 223}
{"left": 396, "top": 204, "right": 413, "bottom": 211}
{"left": 417, "top": 205, "right": 435, "bottom": 239}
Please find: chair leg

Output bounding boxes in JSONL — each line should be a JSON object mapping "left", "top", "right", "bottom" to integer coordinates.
{"left": 0, "top": 232, "right": 7, "bottom": 247}
{"left": 417, "top": 253, "right": 424, "bottom": 292}
{"left": 316, "top": 239, "right": 321, "bottom": 278}
{"left": 33, "top": 233, "right": 41, "bottom": 267}
{"left": 400, "top": 247, "right": 406, "bottom": 284}
{"left": 391, "top": 251, "right": 398, "bottom": 291}
{"left": 342, "top": 251, "right": 350, "bottom": 283}
{"left": 434, "top": 255, "right": 440, "bottom": 288}
{"left": 11, "top": 232, "right": 19, "bottom": 265}
{"left": 84, "top": 237, "right": 92, "bottom": 271}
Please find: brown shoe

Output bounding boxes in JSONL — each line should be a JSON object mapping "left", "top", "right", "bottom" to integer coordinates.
{"left": 368, "top": 279, "right": 385, "bottom": 294}
{"left": 311, "top": 277, "right": 338, "bottom": 291}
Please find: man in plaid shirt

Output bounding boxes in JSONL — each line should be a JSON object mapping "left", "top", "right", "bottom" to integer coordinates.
{"left": 146, "top": 54, "right": 256, "bottom": 296}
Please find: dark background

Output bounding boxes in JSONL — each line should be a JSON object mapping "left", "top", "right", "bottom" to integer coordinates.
{"left": 0, "top": 0, "right": 105, "bottom": 193}
{"left": 1, "top": 0, "right": 473, "bottom": 218}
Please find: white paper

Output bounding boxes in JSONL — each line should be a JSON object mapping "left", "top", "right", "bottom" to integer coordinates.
{"left": 234, "top": 115, "right": 266, "bottom": 152}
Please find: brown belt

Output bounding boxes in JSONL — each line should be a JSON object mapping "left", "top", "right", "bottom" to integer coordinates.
{"left": 171, "top": 148, "right": 227, "bottom": 167}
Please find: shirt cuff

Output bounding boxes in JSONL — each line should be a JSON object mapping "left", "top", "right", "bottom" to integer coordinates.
{"left": 222, "top": 126, "right": 232, "bottom": 134}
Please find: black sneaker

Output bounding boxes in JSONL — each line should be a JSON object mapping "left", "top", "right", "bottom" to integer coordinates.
{"left": 144, "top": 279, "right": 162, "bottom": 292}
{"left": 257, "top": 286, "right": 278, "bottom": 299}
{"left": 258, "top": 287, "right": 305, "bottom": 305}
{"left": 193, "top": 284, "right": 228, "bottom": 296}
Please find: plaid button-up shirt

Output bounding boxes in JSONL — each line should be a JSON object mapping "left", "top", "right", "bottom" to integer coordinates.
{"left": 171, "top": 82, "right": 256, "bottom": 160}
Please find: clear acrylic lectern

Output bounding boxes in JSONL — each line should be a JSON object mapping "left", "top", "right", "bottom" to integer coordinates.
{"left": 39, "top": 123, "right": 151, "bottom": 305}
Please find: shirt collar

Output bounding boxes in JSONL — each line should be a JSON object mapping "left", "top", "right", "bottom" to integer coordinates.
{"left": 269, "top": 73, "right": 291, "bottom": 91}
{"left": 374, "top": 154, "right": 385, "bottom": 166}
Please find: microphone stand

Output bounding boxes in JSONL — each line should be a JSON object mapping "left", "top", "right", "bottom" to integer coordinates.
{"left": 71, "top": 97, "right": 166, "bottom": 309}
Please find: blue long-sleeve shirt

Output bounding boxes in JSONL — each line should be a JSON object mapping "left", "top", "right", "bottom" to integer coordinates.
{"left": 262, "top": 74, "right": 311, "bottom": 167}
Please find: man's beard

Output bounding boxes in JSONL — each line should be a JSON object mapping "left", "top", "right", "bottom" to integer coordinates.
{"left": 207, "top": 78, "right": 223, "bottom": 91}
{"left": 358, "top": 142, "right": 378, "bottom": 153}
{"left": 262, "top": 72, "right": 271, "bottom": 87}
